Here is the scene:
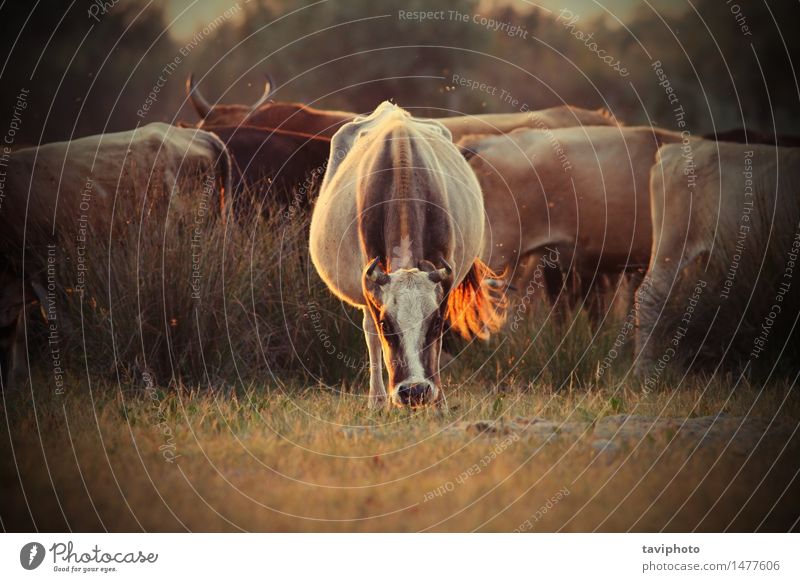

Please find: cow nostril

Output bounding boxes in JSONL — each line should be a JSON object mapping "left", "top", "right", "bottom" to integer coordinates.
{"left": 396, "top": 383, "right": 432, "bottom": 407}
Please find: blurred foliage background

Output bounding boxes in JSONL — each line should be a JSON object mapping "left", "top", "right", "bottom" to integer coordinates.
{"left": 1, "top": 0, "right": 798, "bottom": 144}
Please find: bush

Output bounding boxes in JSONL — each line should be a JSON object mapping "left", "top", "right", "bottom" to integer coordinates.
{"left": 27, "top": 178, "right": 368, "bottom": 389}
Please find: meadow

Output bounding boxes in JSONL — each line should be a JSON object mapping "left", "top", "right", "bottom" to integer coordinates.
{"left": 1, "top": 180, "right": 798, "bottom": 532}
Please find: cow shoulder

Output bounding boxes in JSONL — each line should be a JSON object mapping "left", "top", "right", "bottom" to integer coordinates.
{"left": 322, "top": 101, "right": 403, "bottom": 189}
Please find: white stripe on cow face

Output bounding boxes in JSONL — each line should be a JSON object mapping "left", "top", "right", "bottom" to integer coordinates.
{"left": 368, "top": 269, "right": 442, "bottom": 403}
{"left": 392, "top": 289, "right": 430, "bottom": 382}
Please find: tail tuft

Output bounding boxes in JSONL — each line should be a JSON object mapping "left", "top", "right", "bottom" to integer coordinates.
{"left": 446, "top": 259, "right": 508, "bottom": 340}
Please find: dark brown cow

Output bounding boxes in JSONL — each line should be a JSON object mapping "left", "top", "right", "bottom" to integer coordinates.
{"left": 206, "top": 125, "right": 331, "bottom": 207}
{"left": 188, "top": 75, "right": 354, "bottom": 138}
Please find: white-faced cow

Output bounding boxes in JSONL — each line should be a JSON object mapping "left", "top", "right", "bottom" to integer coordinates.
{"left": 310, "top": 102, "right": 506, "bottom": 409}
{"left": 459, "top": 125, "right": 681, "bottom": 314}
{"left": 0, "top": 123, "right": 231, "bottom": 388}
{"left": 635, "top": 140, "right": 800, "bottom": 376}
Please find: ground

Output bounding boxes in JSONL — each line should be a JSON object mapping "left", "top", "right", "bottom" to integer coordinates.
{"left": 2, "top": 378, "right": 798, "bottom": 532}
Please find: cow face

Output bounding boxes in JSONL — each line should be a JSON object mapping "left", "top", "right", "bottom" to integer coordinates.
{"left": 362, "top": 258, "right": 451, "bottom": 408}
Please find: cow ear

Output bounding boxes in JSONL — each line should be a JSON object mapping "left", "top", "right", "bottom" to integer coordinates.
{"left": 428, "top": 259, "right": 453, "bottom": 284}
{"left": 428, "top": 268, "right": 451, "bottom": 284}
{"left": 365, "top": 257, "right": 390, "bottom": 286}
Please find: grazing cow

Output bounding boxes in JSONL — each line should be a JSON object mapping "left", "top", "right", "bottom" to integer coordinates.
{"left": 635, "top": 140, "right": 800, "bottom": 376}
{"left": 0, "top": 123, "right": 231, "bottom": 388}
{"left": 310, "top": 102, "right": 505, "bottom": 408}
{"left": 460, "top": 125, "right": 682, "bottom": 311}
{"left": 206, "top": 125, "right": 331, "bottom": 206}
{"left": 187, "top": 73, "right": 619, "bottom": 142}
{"left": 703, "top": 128, "right": 800, "bottom": 148}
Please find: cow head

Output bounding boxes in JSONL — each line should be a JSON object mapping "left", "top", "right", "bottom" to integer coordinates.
{"left": 362, "top": 257, "right": 452, "bottom": 408}
{"left": 187, "top": 73, "right": 274, "bottom": 127}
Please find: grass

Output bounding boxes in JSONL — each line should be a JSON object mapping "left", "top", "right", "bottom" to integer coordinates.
{"left": 2, "top": 182, "right": 799, "bottom": 532}
{"left": 2, "top": 370, "right": 798, "bottom": 532}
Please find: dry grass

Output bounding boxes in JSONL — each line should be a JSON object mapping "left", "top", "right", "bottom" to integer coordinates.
{"left": 1, "top": 371, "right": 798, "bottom": 532}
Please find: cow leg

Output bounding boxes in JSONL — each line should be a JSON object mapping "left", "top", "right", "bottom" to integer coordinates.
{"left": 542, "top": 261, "right": 564, "bottom": 305}
{"left": 362, "top": 310, "right": 386, "bottom": 409}
{"left": 0, "top": 314, "right": 20, "bottom": 391}
{"left": 634, "top": 267, "right": 672, "bottom": 377}
{"left": 0, "top": 280, "right": 25, "bottom": 392}
{"left": 580, "top": 273, "right": 614, "bottom": 328}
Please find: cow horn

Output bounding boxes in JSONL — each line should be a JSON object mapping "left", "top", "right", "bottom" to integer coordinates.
{"left": 365, "top": 257, "right": 390, "bottom": 285}
{"left": 428, "top": 258, "right": 453, "bottom": 283}
{"left": 248, "top": 73, "right": 275, "bottom": 113}
{"left": 187, "top": 73, "right": 211, "bottom": 119}
{"left": 418, "top": 260, "right": 436, "bottom": 272}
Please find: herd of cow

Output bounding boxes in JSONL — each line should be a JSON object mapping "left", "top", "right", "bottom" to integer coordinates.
{"left": 1, "top": 73, "right": 798, "bottom": 406}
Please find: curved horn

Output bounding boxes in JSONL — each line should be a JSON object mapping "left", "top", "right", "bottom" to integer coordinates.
{"left": 264, "top": 72, "right": 275, "bottom": 98}
{"left": 365, "top": 257, "right": 389, "bottom": 285}
{"left": 428, "top": 258, "right": 453, "bottom": 284}
{"left": 187, "top": 73, "right": 212, "bottom": 119}
{"left": 248, "top": 73, "right": 275, "bottom": 112}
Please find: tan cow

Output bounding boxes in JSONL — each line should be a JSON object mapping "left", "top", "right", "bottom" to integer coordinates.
{"left": 635, "top": 140, "right": 800, "bottom": 377}
{"left": 440, "top": 105, "right": 618, "bottom": 142}
{"left": 459, "top": 125, "right": 682, "bottom": 311}
{"left": 0, "top": 123, "right": 231, "bottom": 388}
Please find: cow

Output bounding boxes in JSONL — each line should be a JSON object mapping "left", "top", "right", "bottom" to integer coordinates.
{"left": 459, "top": 125, "right": 683, "bottom": 315}
{"left": 188, "top": 74, "right": 355, "bottom": 137}
{"left": 0, "top": 122, "right": 231, "bottom": 389}
{"left": 439, "top": 105, "right": 619, "bottom": 141}
{"left": 186, "top": 73, "right": 620, "bottom": 142}
{"left": 635, "top": 140, "right": 800, "bottom": 377}
{"left": 309, "top": 101, "right": 506, "bottom": 409}
{"left": 205, "top": 125, "right": 331, "bottom": 207}
{"left": 703, "top": 128, "right": 800, "bottom": 148}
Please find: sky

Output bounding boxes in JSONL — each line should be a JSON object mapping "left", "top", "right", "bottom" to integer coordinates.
{"left": 163, "top": 0, "right": 686, "bottom": 40}
{"left": 495, "top": 0, "right": 685, "bottom": 21}
{"left": 163, "top": 0, "right": 250, "bottom": 40}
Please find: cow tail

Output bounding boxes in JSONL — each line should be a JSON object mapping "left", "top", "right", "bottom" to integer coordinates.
{"left": 207, "top": 131, "right": 233, "bottom": 217}
{"left": 446, "top": 259, "right": 508, "bottom": 340}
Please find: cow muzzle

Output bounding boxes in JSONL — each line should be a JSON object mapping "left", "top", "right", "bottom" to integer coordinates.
{"left": 393, "top": 381, "right": 435, "bottom": 408}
